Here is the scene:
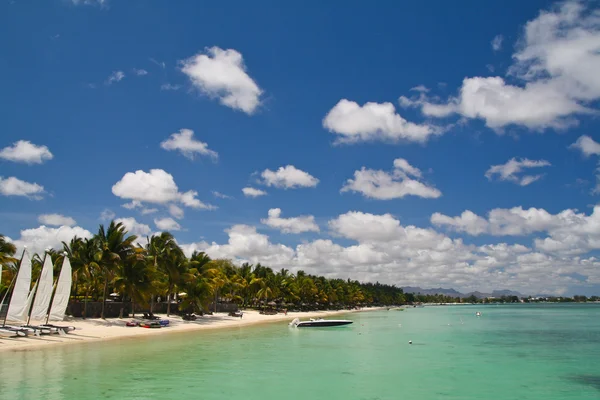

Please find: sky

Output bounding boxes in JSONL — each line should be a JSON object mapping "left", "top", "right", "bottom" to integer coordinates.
{"left": 1, "top": 0, "right": 600, "bottom": 296}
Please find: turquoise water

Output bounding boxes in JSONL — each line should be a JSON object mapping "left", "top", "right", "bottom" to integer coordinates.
{"left": 1, "top": 304, "right": 600, "bottom": 399}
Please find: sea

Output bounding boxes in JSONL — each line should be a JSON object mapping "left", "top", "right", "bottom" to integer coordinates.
{"left": 1, "top": 304, "right": 599, "bottom": 400}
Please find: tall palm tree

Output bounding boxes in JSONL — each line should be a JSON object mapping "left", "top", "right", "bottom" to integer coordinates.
{"left": 95, "top": 221, "right": 137, "bottom": 319}
{"left": 146, "top": 232, "right": 184, "bottom": 316}
{"left": 63, "top": 237, "right": 101, "bottom": 318}
{"left": 113, "top": 248, "right": 154, "bottom": 317}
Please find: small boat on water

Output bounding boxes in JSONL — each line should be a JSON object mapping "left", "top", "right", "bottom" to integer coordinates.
{"left": 289, "top": 318, "right": 353, "bottom": 328}
{"left": 476, "top": 311, "right": 482, "bottom": 317}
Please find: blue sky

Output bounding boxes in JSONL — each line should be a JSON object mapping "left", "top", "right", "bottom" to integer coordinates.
{"left": 1, "top": 0, "right": 600, "bottom": 296}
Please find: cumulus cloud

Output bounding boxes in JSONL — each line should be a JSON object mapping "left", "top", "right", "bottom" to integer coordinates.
{"left": 168, "top": 204, "right": 184, "bottom": 219}
{"left": 154, "top": 217, "right": 182, "bottom": 231}
{"left": 260, "top": 165, "right": 319, "bottom": 189}
{"left": 570, "top": 135, "right": 600, "bottom": 157}
{"left": 341, "top": 158, "right": 441, "bottom": 200}
{"left": 261, "top": 208, "right": 319, "bottom": 234}
{"left": 485, "top": 158, "right": 551, "bottom": 186}
{"left": 0, "top": 176, "right": 44, "bottom": 199}
{"left": 0, "top": 140, "right": 53, "bottom": 164}
{"left": 160, "top": 129, "right": 218, "bottom": 161}
{"left": 12, "top": 225, "right": 93, "bottom": 256}
{"left": 38, "top": 214, "right": 76, "bottom": 227}
{"left": 212, "top": 191, "right": 232, "bottom": 199}
{"left": 99, "top": 209, "right": 116, "bottom": 221}
{"left": 133, "top": 69, "right": 148, "bottom": 76}
{"left": 180, "top": 47, "right": 262, "bottom": 114}
{"left": 402, "top": 1, "right": 600, "bottom": 131}
{"left": 105, "top": 71, "right": 125, "bottom": 85}
{"left": 322, "top": 99, "right": 441, "bottom": 144}
{"left": 174, "top": 204, "right": 600, "bottom": 294}
{"left": 242, "top": 187, "right": 267, "bottom": 197}
{"left": 112, "top": 169, "right": 215, "bottom": 213}
{"left": 433, "top": 205, "right": 600, "bottom": 257}
{"left": 491, "top": 35, "right": 503, "bottom": 51}
{"left": 115, "top": 217, "right": 152, "bottom": 237}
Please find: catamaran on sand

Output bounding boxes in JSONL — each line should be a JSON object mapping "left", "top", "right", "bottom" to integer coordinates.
{"left": 1, "top": 248, "right": 76, "bottom": 336}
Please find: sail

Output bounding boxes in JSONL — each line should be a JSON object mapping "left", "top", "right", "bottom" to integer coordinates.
{"left": 5, "top": 251, "right": 32, "bottom": 322}
{"left": 47, "top": 256, "right": 72, "bottom": 321}
{"left": 30, "top": 255, "right": 54, "bottom": 320}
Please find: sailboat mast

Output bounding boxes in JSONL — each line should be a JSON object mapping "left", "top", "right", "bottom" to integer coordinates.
{"left": 2, "top": 248, "right": 26, "bottom": 327}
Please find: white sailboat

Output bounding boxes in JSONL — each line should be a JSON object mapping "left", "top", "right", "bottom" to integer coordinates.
{"left": 43, "top": 254, "right": 75, "bottom": 333}
{"left": 1, "top": 249, "right": 32, "bottom": 336}
{"left": 5, "top": 249, "right": 32, "bottom": 323}
{"left": 29, "top": 254, "right": 54, "bottom": 320}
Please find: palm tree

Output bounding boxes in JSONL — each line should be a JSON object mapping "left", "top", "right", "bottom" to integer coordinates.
{"left": 113, "top": 248, "right": 154, "bottom": 317}
{"left": 146, "top": 232, "right": 185, "bottom": 316}
{"left": 0, "top": 234, "right": 17, "bottom": 298}
{"left": 0, "top": 235, "right": 17, "bottom": 268}
{"left": 95, "top": 221, "right": 137, "bottom": 319}
{"left": 63, "top": 237, "right": 101, "bottom": 318}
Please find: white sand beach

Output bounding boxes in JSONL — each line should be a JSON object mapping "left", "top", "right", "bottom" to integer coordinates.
{"left": 0, "top": 308, "right": 384, "bottom": 353}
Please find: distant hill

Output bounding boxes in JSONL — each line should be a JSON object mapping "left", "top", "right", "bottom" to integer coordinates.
{"left": 402, "top": 287, "right": 524, "bottom": 299}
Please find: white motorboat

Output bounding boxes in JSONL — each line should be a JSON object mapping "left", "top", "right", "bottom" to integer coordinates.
{"left": 289, "top": 318, "right": 353, "bottom": 327}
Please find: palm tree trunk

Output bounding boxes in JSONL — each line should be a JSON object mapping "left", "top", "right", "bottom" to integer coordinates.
{"left": 131, "top": 290, "right": 135, "bottom": 317}
{"left": 83, "top": 290, "right": 88, "bottom": 319}
{"left": 167, "top": 283, "right": 173, "bottom": 316}
{"left": 214, "top": 289, "right": 218, "bottom": 313}
{"left": 101, "top": 273, "right": 108, "bottom": 319}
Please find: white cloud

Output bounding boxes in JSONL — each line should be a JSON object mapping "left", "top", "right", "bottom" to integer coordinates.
{"left": 99, "top": 209, "right": 115, "bottom": 221}
{"left": 180, "top": 46, "right": 262, "bottom": 114}
{"left": 491, "top": 35, "right": 503, "bottom": 51}
{"left": 112, "top": 169, "right": 215, "bottom": 211}
{"left": 485, "top": 158, "right": 551, "bottom": 186}
{"left": 182, "top": 224, "right": 295, "bottom": 267}
{"left": 0, "top": 176, "right": 44, "bottom": 199}
{"left": 13, "top": 225, "right": 93, "bottom": 256}
{"left": 154, "top": 217, "right": 182, "bottom": 231}
{"left": 160, "top": 128, "right": 218, "bottom": 161}
{"left": 180, "top": 190, "right": 215, "bottom": 210}
{"left": 242, "top": 187, "right": 267, "bottom": 197}
{"left": 260, "top": 165, "right": 319, "bottom": 189}
{"left": 341, "top": 158, "right": 441, "bottom": 200}
{"left": 261, "top": 208, "right": 319, "bottom": 234}
{"left": 140, "top": 207, "right": 158, "bottom": 215}
{"left": 169, "top": 204, "right": 184, "bottom": 219}
{"left": 433, "top": 205, "right": 600, "bottom": 256}
{"left": 160, "top": 83, "right": 182, "bottom": 91}
{"left": 328, "top": 211, "right": 403, "bottom": 242}
{"left": 133, "top": 69, "right": 148, "bottom": 76}
{"left": 212, "top": 191, "right": 232, "bottom": 199}
{"left": 404, "top": 1, "right": 600, "bottom": 130}
{"left": 570, "top": 135, "right": 600, "bottom": 157}
{"left": 177, "top": 207, "right": 600, "bottom": 295}
{"left": 431, "top": 210, "right": 490, "bottom": 236}
{"left": 38, "top": 214, "right": 76, "bottom": 227}
{"left": 0, "top": 140, "right": 53, "bottom": 164}
{"left": 322, "top": 99, "right": 441, "bottom": 144}
{"left": 115, "top": 217, "right": 151, "bottom": 237}
{"left": 105, "top": 71, "right": 125, "bottom": 85}
{"left": 410, "top": 85, "right": 430, "bottom": 93}
{"left": 71, "top": 0, "right": 107, "bottom": 7}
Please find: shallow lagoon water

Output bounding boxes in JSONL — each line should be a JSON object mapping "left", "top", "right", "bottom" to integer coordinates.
{"left": 1, "top": 304, "right": 599, "bottom": 399}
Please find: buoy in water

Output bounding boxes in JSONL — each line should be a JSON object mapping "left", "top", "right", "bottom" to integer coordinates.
{"left": 409, "top": 340, "right": 412, "bottom": 344}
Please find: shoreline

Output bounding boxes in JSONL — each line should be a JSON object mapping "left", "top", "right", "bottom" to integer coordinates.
{"left": 0, "top": 307, "right": 387, "bottom": 353}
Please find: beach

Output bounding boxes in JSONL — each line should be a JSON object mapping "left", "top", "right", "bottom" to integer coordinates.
{"left": 0, "top": 308, "right": 384, "bottom": 353}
